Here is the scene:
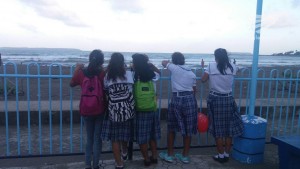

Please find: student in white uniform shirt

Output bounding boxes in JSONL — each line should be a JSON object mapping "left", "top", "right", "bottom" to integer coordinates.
{"left": 201, "top": 48, "right": 244, "bottom": 163}
{"left": 159, "top": 52, "right": 197, "bottom": 164}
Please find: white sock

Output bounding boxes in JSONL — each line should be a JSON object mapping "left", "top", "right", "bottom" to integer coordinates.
{"left": 218, "top": 153, "right": 224, "bottom": 158}
{"left": 224, "top": 152, "right": 229, "bottom": 157}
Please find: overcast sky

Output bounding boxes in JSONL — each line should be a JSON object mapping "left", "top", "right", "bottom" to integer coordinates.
{"left": 0, "top": 0, "right": 299, "bottom": 54}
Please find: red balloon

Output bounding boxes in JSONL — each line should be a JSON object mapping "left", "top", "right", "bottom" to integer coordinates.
{"left": 197, "top": 112, "right": 209, "bottom": 133}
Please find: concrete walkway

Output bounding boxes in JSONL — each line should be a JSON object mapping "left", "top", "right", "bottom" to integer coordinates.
{"left": 0, "top": 144, "right": 279, "bottom": 169}
{"left": 0, "top": 98, "right": 291, "bottom": 169}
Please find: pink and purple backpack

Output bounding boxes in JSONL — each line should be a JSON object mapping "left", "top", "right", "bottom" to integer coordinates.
{"left": 79, "top": 74, "right": 104, "bottom": 116}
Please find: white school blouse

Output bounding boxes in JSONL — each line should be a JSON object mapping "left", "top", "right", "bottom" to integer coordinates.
{"left": 166, "top": 63, "right": 196, "bottom": 92}
{"left": 205, "top": 62, "right": 237, "bottom": 93}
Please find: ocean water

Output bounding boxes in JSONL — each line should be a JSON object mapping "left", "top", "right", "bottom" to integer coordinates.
{"left": 1, "top": 48, "right": 299, "bottom": 68}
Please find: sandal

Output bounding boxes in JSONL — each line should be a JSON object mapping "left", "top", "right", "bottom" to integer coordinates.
{"left": 115, "top": 165, "right": 124, "bottom": 169}
{"left": 150, "top": 156, "right": 158, "bottom": 164}
{"left": 122, "top": 152, "right": 128, "bottom": 161}
{"left": 224, "top": 156, "right": 229, "bottom": 162}
{"left": 175, "top": 153, "right": 190, "bottom": 164}
{"left": 144, "top": 159, "right": 151, "bottom": 166}
{"left": 159, "top": 152, "right": 174, "bottom": 163}
{"left": 212, "top": 155, "right": 226, "bottom": 163}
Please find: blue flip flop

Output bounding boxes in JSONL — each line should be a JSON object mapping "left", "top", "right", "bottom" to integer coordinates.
{"left": 159, "top": 152, "right": 175, "bottom": 163}
{"left": 175, "top": 153, "right": 190, "bottom": 164}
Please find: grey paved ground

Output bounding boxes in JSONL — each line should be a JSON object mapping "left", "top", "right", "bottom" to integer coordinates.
{"left": 0, "top": 120, "right": 280, "bottom": 169}
{"left": 0, "top": 99, "right": 291, "bottom": 169}
{"left": 0, "top": 144, "right": 279, "bottom": 169}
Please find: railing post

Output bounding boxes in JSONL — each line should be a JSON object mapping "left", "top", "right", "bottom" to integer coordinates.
{"left": 249, "top": 0, "right": 263, "bottom": 117}
{"left": 232, "top": 0, "right": 268, "bottom": 164}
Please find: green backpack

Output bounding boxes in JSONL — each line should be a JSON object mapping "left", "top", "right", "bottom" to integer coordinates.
{"left": 134, "top": 80, "right": 157, "bottom": 112}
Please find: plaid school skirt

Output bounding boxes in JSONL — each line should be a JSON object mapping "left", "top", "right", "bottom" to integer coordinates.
{"left": 101, "top": 117, "right": 134, "bottom": 142}
{"left": 207, "top": 93, "right": 244, "bottom": 138}
{"left": 135, "top": 111, "right": 161, "bottom": 144}
{"left": 167, "top": 93, "right": 198, "bottom": 136}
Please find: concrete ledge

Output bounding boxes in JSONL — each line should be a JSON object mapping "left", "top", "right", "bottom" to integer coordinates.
{"left": 1, "top": 99, "right": 299, "bottom": 125}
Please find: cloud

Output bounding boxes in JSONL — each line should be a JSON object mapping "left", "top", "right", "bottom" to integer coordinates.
{"left": 106, "top": 0, "right": 144, "bottom": 13}
{"left": 18, "top": 0, "right": 88, "bottom": 27}
{"left": 263, "top": 11, "right": 299, "bottom": 29}
{"left": 19, "top": 23, "right": 38, "bottom": 33}
{"left": 291, "top": 0, "right": 300, "bottom": 7}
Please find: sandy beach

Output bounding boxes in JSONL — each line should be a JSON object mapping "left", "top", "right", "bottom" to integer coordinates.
{"left": 0, "top": 64, "right": 299, "bottom": 101}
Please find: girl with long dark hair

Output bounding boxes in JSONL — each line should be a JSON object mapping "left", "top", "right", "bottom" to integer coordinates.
{"left": 70, "top": 49, "right": 105, "bottom": 169}
{"left": 102, "top": 52, "right": 135, "bottom": 169}
{"left": 132, "top": 53, "right": 161, "bottom": 167}
{"left": 201, "top": 48, "right": 244, "bottom": 163}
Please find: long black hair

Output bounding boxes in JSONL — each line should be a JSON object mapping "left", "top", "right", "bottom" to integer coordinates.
{"left": 85, "top": 49, "right": 104, "bottom": 77}
{"left": 214, "top": 48, "right": 233, "bottom": 75}
{"left": 106, "top": 52, "right": 126, "bottom": 82}
{"left": 132, "top": 53, "right": 155, "bottom": 82}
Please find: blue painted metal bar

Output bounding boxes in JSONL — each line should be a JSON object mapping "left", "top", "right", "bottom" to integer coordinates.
{"left": 158, "top": 68, "right": 163, "bottom": 117}
{"left": 157, "top": 69, "right": 163, "bottom": 147}
{"left": 69, "top": 66, "right": 75, "bottom": 153}
{"left": 283, "top": 70, "right": 293, "bottom": 135}
{"left": 245, "top": 75, "right": 251, "bottom": 115}
{"left": 277, "top": 73, "right": 286, "bottom": 136}
{"left": 3, "top": 63, "right": 10, "bottom": 156}
{"left": 26, "top": 63, "right": 33, "bottom": 155}
{"left": 265, "top": 70, "right": 276, "bottom": 121}
{"left": 199, "top": 68, "right": 204, "bottom": 112}
{"left": 197, "top": 70, "right": 203, "bottom": 145}
{"left": 297, "top": 70, "right": 300, "bottom": 134}
{"left": 12, "top": 63, "right": 21, "bottom": 155}
{"left": 298, "top": 109, "right": 300, "bottom": 135}
{"left": 271, "top": 70, "right": 279, "bottom": 136}
{"left": 232, "top": 75, "right": 236, "bottom": 96}
{"left": 238, "top": 69, "right": 250, "bottom": 113}
{"left": 257, "top": 69, "right": 265, "bottom": 117}
{"left": 48, "top": 65, "right": 53, "bottom": 154}
{"left": 292, "top": 71, "right": 300, "bottom": 134}
{"left": 276, "top": 69, "right": 292, "bottom": 136}
{"left": 47, "top": 64, "right": 65, "bottom": 153}
{"left": 249, "top": 0, "right": 263, "bottom": 116}
{"left": 2, "top": 74, "right": 72, "bottom": 78}
{"left": 58, "top": 65, "right": 63, "bottom": 153}
{"left": 36, "top": 64, "right": 42, "bottom": 154}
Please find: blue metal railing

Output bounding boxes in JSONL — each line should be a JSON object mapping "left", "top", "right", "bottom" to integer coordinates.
{"left": 0, "top": 62, "right": 299, "bottom": 158}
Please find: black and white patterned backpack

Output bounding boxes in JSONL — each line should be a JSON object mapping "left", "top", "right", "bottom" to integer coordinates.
{"left": 108, "top": 83, "right": 135, "bottom": 122}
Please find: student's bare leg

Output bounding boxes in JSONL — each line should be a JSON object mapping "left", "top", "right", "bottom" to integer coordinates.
{"left": 121, "top": 141, "right": 128, "bottom": 154}
{"left": 167, "top": 131, "right": 175, "bottom": 155}
{"left": 225, "top": 137, "right": 232, "bottom": 153}
{"left": 215, "top": 138, "right": 225, "bottom": 154}
{"left": 182, "top": 136, "right": 191, "bottom": 156}
{"left": 139, "top": 143, "right": 149, "bottom": 161}
{"left": 112, "top": 141, "right": 123, "bottom": 166}
{"left": 149, "top": 140, "right": 158, "bottom": 159}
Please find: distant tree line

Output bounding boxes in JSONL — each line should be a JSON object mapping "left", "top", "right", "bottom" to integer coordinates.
{"left": 272, "top": 50, "right": 300, "bottom": 56}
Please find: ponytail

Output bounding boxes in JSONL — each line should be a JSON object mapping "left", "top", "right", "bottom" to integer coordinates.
{"left": 86, "top": 49, "right": 104, "bottom": 76}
